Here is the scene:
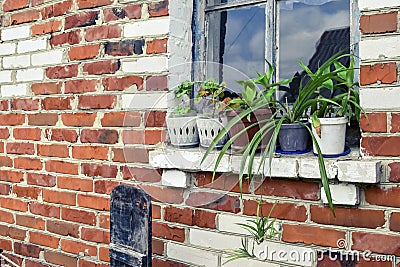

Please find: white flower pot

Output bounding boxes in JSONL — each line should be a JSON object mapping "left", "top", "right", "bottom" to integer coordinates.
{"left": 311, "top": 117, "right": 347, "bottom": 155}
{"left": 166, "top": 115, "right": 199, "bottom": 147}
{"left": 196, "top": 116, "right": 229, "bottom": 149}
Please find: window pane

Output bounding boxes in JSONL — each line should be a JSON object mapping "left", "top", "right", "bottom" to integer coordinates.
{"left": 206, "top": 5, "right": 266, "bottom": 91}
{"left": 278, "top": 0, "right": 350, "bottom": 101}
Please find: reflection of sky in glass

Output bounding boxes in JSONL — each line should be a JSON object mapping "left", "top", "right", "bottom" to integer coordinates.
{"left": 278, "top": 0, "right": 350, "bottom": 80}
{"left": 207, "top": 6, "right": 266, "bottom": 92}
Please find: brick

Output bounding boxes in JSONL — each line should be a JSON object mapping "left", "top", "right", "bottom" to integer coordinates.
{"left": 32, "top": 19, "right": 63, "bottom": 36}
{"left": 44, "top": 250, "right": 77, "bottom": 267}
{"left": 47, "top": 220, "right": 79, "bottom": 237}
{"left": 122, "top": 167, "right": 161, "bottom": 182}
{"left": 360, "top": 12, "right": 398, "bottom": 34}
{"left": 7, "top": 142, "right": 34, "bottom": 155}
{"left": 30, "top": 202, "right": 60, "bottom": 218}
{"left": 244, "top": 200, "right": 307, "bottom": 222}
{"left": 58, "top": 176, "right": 93, "bottom": 192}
{"left": 72, "top": 146, "right": 109, "bottom": 160}
{"left": 152, "top": 239, "right": 164, "bottom": 255}
{"left": 3, "top": 0, "right": 29, "bottom": 11}
{"left": 139, "top": 185, "right": 184, "bottom": 204}
{"left": 0, "top": 156, "right": 12, "bottom": 167}
{"left": 46, "top": 64, "right": 79, "bottom": 79}
{"left": 81, "top": 129, "right": 118, "bottom": 144}
{"left": 68, "top": 44, "right": 100, "bottom": 60}
{"left": 152, "top": 205, "right": 161, "bottom": 219}
{"left": 12, "top": 98, "right": 39, "bottom": 111}
{"left": 77, "top": 0, "right": 113, "bottom": 9}
{"left": 360, "top": 113, "right": 387, "bottom": 133}
{"left": 391, "top": 113, "right": 400, "bottom": 133}
{"left": 14, "top": 128, "right": 40, "bottom": 141}
{"left": 144, "top": 129, "right": 165, "bottom": 144}
{"left": 149, "top": 0, "right": 169, "bottom": 17}
{"left": 255, "top": 178, "right": 319, "bottom": 200}
{"left": 28, "top": 173, "right": 56, "bottom": 187}
{"left": 122, "top": 130, "right": 143, "bottom": 144}
{"left": 42, "top": 97, "right": 73, "bottom": 110}
{"left": 389, "top": 162, "right": 400, "bottom": 182}
{"left": 124, "top": 5, "right": 142, "bottom": 19}
{"left": 30, "top": 232, "right": 60, "bottom": 249}
{"left": 0, "top": 209, "right": 14, "bottom": 223}
{"left": 105, "top": 40, "right": 144, "bottom": 56}
{"left": 282, "top": 224, "right": 345, "bottom": 248}
{"left": 152, "top": 258, "right": 188, "bottom": 267}
{"left": 147, "top": 38, "right": 167, "bottom": 54}
{"left": 0, "top": 225, "right": 26, "bottom": 240}
{"left": 46, "top": 160, "right": 78, "bottom": 175}
{"left": 16, "top": 214, "right": 45, "bottom": 230}
{"left": 94, "top": 180, "right": 119, "bottom": 194}
{"left": 360, "top": 62, "right": 397, "bottom": 86}
{"left": 0, "top": 101, "right": 9, "bottom": 111}
{"left": 113, "top": 147, "right": 150, "bottom": 163}
{"left": 83, "top": 60, "right": 119, "bottom": 75}
{"left": 26, "top": 260, "right": 52, "bottom": 267}
{"left": 11, "top": 9, "right": 40, "bottom": 25}
{"left": 102, "top": 76, "right": 143, "bottom": 91}
{"left": 152, "top": 222, "right": 185, "bottom": 242}
{"left": 78, "top": 95, "right": 117, "bottom": 109}
{"left": 365, "top": 186, "right": 400, "bottom": 207}
{"left": 85, "top": 24, "right": 121, "bottom": 42}
{"left": 362, "top": 136, "right": 400, "bottom": 156}
{"left": 186, "top": 192, "right": 240, "bottom": 213}
{"left": 1, "top": 26, "right": 30, "bottom": 42}
{"left": 28, "top": 114, "right": 58, "bottom": 126}
{"left": 0, "top": 183, "right": 10, "bottom": 195}
{"left": 311, "top": 205, "right": 385, "bottom": 228}
{"left": 31, "top": 82, "right": 62, "bottom": 95}
{"left": 43, "top": 189, "right": 76, "bottom": 205}
{"left": 41, "top": 0, "right": 73, "bottom": 19}
{"left": 101, "top": 111, "right": 141, "bottom": 127}
{"left": 81, "top": 227, "right": 110, "bottom": 243}
{"left": 389, "top": 212, "right": 400, "bottom": 232}
{"left": 13, "top": 185, "right": 40, "bottom": 199}
{"left": 15, "top": 157, "right": 43, "bottom": 170}
{"left": 65, "top": 79, "right": 98, "bottom": 93}
{"left": 164, "top": 206, "right": 193, "bottom": 225}
{"left": 61, "top": 113, "right": 97, "bottom": 127}
{"left": 82, "top": 163, "right": 118, "bottom": 178}
{"left": 50, "top": 30, "right": 81, "bottom": 47}
{"left": 0, "top": 238, "right": 12, "bottom": 251}
{"left": 65, "top": 11, "right": 99, "bottom": 30}
{"left": 45, "top": 129, "right": 78, "bottom": 142}
{"left": 144, "top": 111, "right": 166, "bottom": 127}
{"left": 14, "top": 242, "right": 41, "bottom": 258}
{"left": 352, "top": 232, "right": 400, "bottom": 256}
{"left": 0, "top": 114, "right": 25, "bottom": 126}
{"left": 104, "top": 5, "right": 141, "bottom": 22}
{"left": 62, "top": 207, "right": 96, "bottom": 225}
{"left": 61, "top": 239, "right": 96, "bottom": 256}
{"left": 99, "top": 214, "right": 110, "bottom": 229}
{"left": 38, "top": 144, "right": 69, "bottom": 158}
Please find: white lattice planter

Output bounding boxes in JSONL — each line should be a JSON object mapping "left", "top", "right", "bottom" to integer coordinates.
{"left": 196, "top": 116, "right": 229, "bottom": 149}
{"left": 166, "top": 115, "right": 199, "bottom": 147}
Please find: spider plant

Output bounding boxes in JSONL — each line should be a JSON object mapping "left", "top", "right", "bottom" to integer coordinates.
{"left": 202, "top": 52, "right": 357, "bottom": 216}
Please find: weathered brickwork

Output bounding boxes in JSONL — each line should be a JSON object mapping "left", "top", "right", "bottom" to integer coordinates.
{"left": 0, "top": 0, "right": 399, "bottom": 267}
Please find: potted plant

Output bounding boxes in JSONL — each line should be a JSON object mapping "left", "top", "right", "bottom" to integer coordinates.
{"left": 309, "top": 56, "right": 364, "bottom": 156}
{"left": 195, "top": 78, "right": 229, "bottom": 149}
{"left": 166, "top": 81, "right": 199, "bottom": 147}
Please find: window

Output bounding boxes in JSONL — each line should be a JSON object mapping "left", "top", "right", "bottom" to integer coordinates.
{"left": 193, "top": 0, "right": 358, "bottom": 100}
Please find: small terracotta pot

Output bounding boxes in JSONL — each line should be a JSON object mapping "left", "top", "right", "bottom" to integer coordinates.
{"left": 226, "top": 109, "right": 273, "bottom": 151}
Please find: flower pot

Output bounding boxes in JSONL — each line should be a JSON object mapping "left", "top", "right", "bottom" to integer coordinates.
{"left": 166, "top": 115, "right": 199, "bottom": 147}
{"left": 226, "top": 109, "right": 273, "bottom": 151}
{"left": 278, "top": 123, "right": 310, "bottom": 152}
{"left": 196, "top": 116, "right": 229, "bottom": 149}
{"left": 311, "top": 117, "right": 347, "bottom": 155}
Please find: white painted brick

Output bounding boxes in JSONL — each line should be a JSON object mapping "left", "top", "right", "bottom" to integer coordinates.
{"left": 218, "top": 214, "right": 280, "bottom": 237}
{"left": 231, "top": 155, "right": 263, "bottom": 176}
{"left": 200, "top": 152, "right": 230, "bottom": 172}
{"left": 0, "top": 43, "right": 16, "bottom": 56}
{"left": 121, "top": 56, "right": 168, "bottom": 73}
{"left": 1, "top": 84, "right": 28, "bottom": 97}
{"left": 0, "top": 71, "right": 13, "bottom": 83}
{"left": 167, "top": 242, "right": 219, "bottom": 267}
{"left": 360, "top": 36, "right": 400, "bottom": 61}
{"left": 222, "top": 256, "right": 280, "bottom": 267}
{"left": 298, "top": 158, "right": 337, "bottom": 179}
{"left": 16, "top": 68, "right": 44, "bottom": 82}
{"left": 31, "top": 50, "right": 64, "bottom": 66}
{"left": 190, "top": 229, "right": 242, "bottom": 250}
{"left": 123, "top": 18, "right": 169, "bottom": 37}
{"left": 359, "top": 0, "right": 399, "bottom": 10}
{"left": 337, "top": 161, "right": 380, "bottom": 183}
{"left": 122, "top": 93, "right": 168, "bottom": 110}
{"left": 17, "top": 38, "right": 47, "bottom": 53}
{"left": 360, "top": 87, "right": 400, "bottom": 111}
{"left": 161, "top": 170, "right": 189, "bottom": 188}
{"left": 231, "top": 156, "right": 297, "bottom": 177}
{"left": 321, "top": 183, "right": 359, "bottom": 205}
{"left": 253, "top": 240, "right": 316, "bottom": 267}
{"left": 3, "top": 55, "right": 30, "bottom": 69}
{"left": 150, "top": 148, "right": 202, "bottom": 170}
{"left": 2, "top": 26, "right": 30, "bottom": 41}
